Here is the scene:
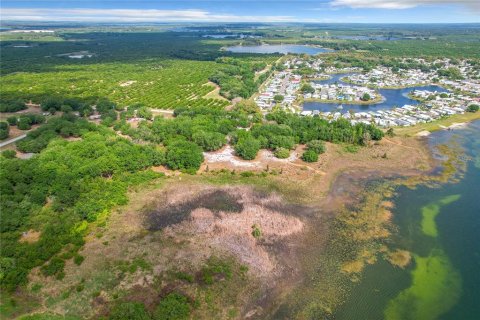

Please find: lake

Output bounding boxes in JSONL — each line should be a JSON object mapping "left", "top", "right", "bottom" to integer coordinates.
{"left": 333, "top": 35, "right": 402, "bottom": 41}
{"left": 303, "top": 73, "right": 448, "bottom": 113}
{"left": 334, "top": 120, "right": 480, "bottom": 320}
{"left": 225, "top": 44, "right": 332, "bottom": 55}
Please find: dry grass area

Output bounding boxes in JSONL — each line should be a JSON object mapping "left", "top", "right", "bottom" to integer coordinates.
{"left": 27, "top": 181, "right": 311, "bottom": 319}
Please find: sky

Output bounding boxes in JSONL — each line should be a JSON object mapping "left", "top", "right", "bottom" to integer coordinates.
{"left": 1, "top": 0, "right": 479, "bottom": 24}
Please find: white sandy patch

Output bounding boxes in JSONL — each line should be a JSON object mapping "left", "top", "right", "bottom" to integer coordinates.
{"left": 416, "top": 130, "right": 431, "bottom": 137}
{"left": 204, "top": 145, "right": 260, "bottom": 168}
{"left": 448, "top": 122, "right": 467, "bottom": 129}
{"left": 260, "top": 149, "right": 298, "bottom": 162}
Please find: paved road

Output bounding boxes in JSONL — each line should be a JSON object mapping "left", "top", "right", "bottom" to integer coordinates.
{"left": 0, "top": 134, "right": 27, "bottom": 148}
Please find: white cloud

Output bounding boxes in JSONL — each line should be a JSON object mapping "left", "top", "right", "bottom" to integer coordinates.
{"left": 330, "top": 0, "right": 480, "bottom": 11}
{"left": 0, "top": 8, "right": 296, "bottom": 22}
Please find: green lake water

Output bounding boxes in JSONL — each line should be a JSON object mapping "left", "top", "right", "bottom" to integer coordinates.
{"left": 334, "top": 120, "right": 480, "bottom": 320}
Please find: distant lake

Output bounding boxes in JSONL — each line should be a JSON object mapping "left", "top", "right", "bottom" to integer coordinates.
{"left": 303, "top": 73, "right": 448, "bottom": 113}
{"left": 333, "top": 35, "right": 402, "bottom": 41}
{"left": 225, "top": 44, "right": 333, "bottom": 55}
{"left": 203, "top": 34, "right": 261, "bottom": 39}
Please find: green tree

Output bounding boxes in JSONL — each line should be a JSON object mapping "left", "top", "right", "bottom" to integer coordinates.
{"left": 300, "top": 83, "right": 315, "bottom": 94}
{"left": 361, "top": 93, "right": 371, "bottom": 101}
{"left": 166, "top": 140, "right": 203, "bottom": 173}
{"left": 273, "top": 95, "right": 284, "bottom": 103}
{"left": 0, "top": 122, "right": 9, "bottom": 139}
{"left": 0, "top": 100, "right": 26, "bottom": 113}
{"left": 192, "top": 131, "right": 226, "bottom": 151}
{"left": 466, "top": 104, "right": 479, "bottom": 113}
{"left": 302, "top": 149, "right": 318, "bottom": 162}
{"left": 41, "top": 97, "right": 62, "bottom": 112}
{"left": 306, "top": 140, "right": 326, "bottom": 154}
{"left": 234, "top": 136, "right": 260, "bottom": 160}
{"left": 6, "top": 116, "right": 17, "bottom": 126}
{"left": 274, "top": 147, "right": 290, "bottom": 159}
{"left": 17, "top": 117, "right": 32, "bottom": 130}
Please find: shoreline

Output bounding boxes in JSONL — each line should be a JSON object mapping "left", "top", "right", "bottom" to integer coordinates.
{"left": 302, "top": 94, "right": 384, "bottom": 105}
{"left": 19, "top": 116, "right": 478, "bottom": 319}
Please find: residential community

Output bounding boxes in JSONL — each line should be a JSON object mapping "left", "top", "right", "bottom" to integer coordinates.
{"left": 254, "top": 57, "right": 480, "bottom": 127}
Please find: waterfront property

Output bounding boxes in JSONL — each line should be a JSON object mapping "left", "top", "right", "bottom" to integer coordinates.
{"left": 254, "top": 57, "right": 480, "bottom": 128}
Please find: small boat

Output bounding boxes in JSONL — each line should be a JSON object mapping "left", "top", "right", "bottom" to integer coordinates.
{"left": 337, "top": 105, "right": 343, "bottom": 110}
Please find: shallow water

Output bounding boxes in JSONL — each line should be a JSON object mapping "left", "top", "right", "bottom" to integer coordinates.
{"left": 225, "top": 44, "right": 332, "bottom": 55}
{"left": 303, "top": 73, "right": 448, "bottom": 113}
{"left": 333, "top": 120, "right": 480, "bottom": 320}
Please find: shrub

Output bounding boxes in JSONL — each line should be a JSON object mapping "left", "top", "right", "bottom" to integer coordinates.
{"left": 17, "top": 117, "right": 32, "bottom": 130}
{"left": 251, "top": 224, "right": 262, "bottom": 238}
{"left": 386, "top": 128, "right": 395, "bottom": 137}
{"left": 6, "top": 116, "right": 18, "bottom": 126}
{"left": 41, "top": 257, "right": 65, "bottom": 277}
{"left": 306, "top": 140, "right": 326, "bottom": 154}
{"left": 274, "top": 147, "right": 290, "bottom": 159}
{"left": 234, "top": 136, "right": 260, "bottom": 160}
{"left": 0, "top": 122, "right": 9, "bottom": 139}
{"left": 165, "top": 140, "right": 203, "bottom": 173}
{"left": 467, "top": 104, "right": 479, "bottom": 113}
{"left": 269, "top": 135, "right": 295, "bottom": 150}
{"left": 0, "top": 100, "right": 26, "bottom": 113}
{"left": 109, "top": 302, "right": 151, "bottom": 320}
{"left": 302, "top": 149, "right": 318, "bottom": 162}
{"left": 73, "top": 254, "right": 85, "bottom": 266}
{"left": 1, "top": 150, "right": 16, "bottom": 159}
{"left": 201, "top": 259, "right": 232, "bottom": 285}
{"left": 153, "top": 293, "right": 190, "bottom": 320}
{"left": 240, "top": 171, "right": 255, "bottom": 177}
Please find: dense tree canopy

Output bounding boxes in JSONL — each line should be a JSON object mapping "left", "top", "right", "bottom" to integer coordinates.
{"left": 165, "top": 140, "right": 204, "bottom": 173}
{"left": 0, "top": 124, "right": 163, "bottom": 292}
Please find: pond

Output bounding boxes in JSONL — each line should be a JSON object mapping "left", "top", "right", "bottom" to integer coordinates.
{"left": 225, "top": 44, "right": 333, "bottom": 55}
{"left": 303, "top": 73, "right": 448, "bottom": 113}
{"left": 333, "top": 120, "right": 480, "bottom": 320}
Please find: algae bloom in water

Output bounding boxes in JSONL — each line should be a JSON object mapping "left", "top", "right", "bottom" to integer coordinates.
{"left": 421, "top": 194, "right": 461, "bottom": 237}
{"left": 385, "top": 194, "right": 463, "bottom": 320}
{"left": 384, "top": 249, "right": 462, "bottom": 320}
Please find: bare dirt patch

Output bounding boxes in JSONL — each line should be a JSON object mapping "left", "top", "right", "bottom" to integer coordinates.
{"left": 19, "top": 229, "right": 41, "bottom": 244}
